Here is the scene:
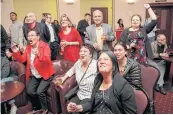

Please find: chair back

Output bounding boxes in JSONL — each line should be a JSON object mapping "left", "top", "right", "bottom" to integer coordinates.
{"left": 52, "top": 59, "right": 74, "bottom": 76}
{"left": 140, "top": 64, "right": 160, "bottom": 102}
{"left": 10, "top": 61, "right": 27, "bottom": 106}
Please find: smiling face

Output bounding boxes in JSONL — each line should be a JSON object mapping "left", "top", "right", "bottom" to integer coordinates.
{"left": 98, "top": 53, "right": 113, "bottom": 74}
{"left": 157, "top": 34, "right": 166, "bottom": 45}
{"left": 114, "top": 44, "right": 127, "bottom": 61}
{"left": 27, "top": 31, "right": 39, "bottom": 46}
{"left": 80, "top": 46, "right": 92, "bottom": 63}
{"left": 27, "top": 12, "right": 36, "bottom": 24}
{"left": 131, "top": 15, "right": 141, "bottom": 28}
{"left": 93, "top": 10, "right": 103, "bottom": 25}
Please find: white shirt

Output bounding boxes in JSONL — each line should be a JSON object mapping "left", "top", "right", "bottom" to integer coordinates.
{"left": 66, "top": 59, "right": 97, "bottom": 100}
{"left": 47, "top": 24, "right": 55, "bottom": 42}
{"left": 30, "top": 48, "right": 42, "bottom": 78}
{"left": 96, "top": 26, "right": 104, "bottom": 49}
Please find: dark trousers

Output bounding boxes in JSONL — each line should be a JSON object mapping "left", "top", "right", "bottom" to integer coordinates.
{"left": 27, "top": 76, "right": 53, "bottom": 110}
{"left": 50, "top": 41, "right": 59, "bottom": 60}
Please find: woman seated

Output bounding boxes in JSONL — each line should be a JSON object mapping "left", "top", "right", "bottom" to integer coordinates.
{"left": 6, "top": 30, "right": 55, "bottom": 112}
{"left": 55, "top": 44, "right": 97, "bottom": 105}
{"left": 114, "top": 42, "right": 143, "bottom": 89}
{"left": 66, "top": 51, "right": 137, "bottom": 114}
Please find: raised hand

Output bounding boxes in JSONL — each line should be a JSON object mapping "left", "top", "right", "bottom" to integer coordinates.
{"left": 6, "top": 49, "right": 12, "bottom": 58}
{"left": 11, "top": 45, "right": 19, "bottom": 53}
{"left": 144, "top": 4, "right": 150, "bottom": 9}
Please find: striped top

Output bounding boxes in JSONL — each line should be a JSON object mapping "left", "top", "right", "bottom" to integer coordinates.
{"left": 66, "top": 59, "right": 97, "bottom": 100}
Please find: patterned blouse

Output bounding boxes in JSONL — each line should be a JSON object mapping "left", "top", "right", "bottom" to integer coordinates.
{"left": 127, "top": 30, "right": 147, "bottom": 64}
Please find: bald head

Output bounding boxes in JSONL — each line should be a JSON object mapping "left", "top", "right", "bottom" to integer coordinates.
{"left": 93, "top": 10, "right": 103, "bottom": 26}
{"left": 157, "top": 34, "right": 166, "bottom": 45}
{"left": 27, "top": 12, "right": 37, "bottom": 24}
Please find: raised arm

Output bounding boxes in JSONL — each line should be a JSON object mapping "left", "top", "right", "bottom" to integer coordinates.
{"left": 144, "top": 4, "right": 157, "bottom": 34}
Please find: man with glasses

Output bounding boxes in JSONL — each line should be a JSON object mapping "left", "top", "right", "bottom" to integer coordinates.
{"left": 23, "top": 12, "right": 50, "bottom": 43}
{"left": 151, "top": 34, "right": 168, "bottom": 95}
{"left": 45, "top": 13, "right": 60, "bottom": 60}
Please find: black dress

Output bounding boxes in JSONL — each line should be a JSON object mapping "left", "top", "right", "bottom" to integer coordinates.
{"left": 93, "top": 87, "right": 113, "bottom": 114}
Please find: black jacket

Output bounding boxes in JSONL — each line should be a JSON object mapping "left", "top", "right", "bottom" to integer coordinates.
{"left": 123, "top": 58, "right": 142, "bottom": 89}
{"left": 23, "top": 22, "right": 50, "bottom": 43}
{"left": 82, "top": 73, "right": 137, "bottom": 114}
{"left": 120, "top": 20, "right": 157, "bottom": 59}
{"left": 1, "top": 25, "right": 10, "bottom": 57}
{"left": 46, "top": 24, "right": 60, "bottom": 44}
{"left": 77, "top": 19, "right": 89, "bottom": 40}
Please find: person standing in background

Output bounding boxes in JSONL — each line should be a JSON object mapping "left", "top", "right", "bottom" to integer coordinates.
{"left": 41, "top": 13, "right": 48, "bottom": 24}
{"left": 144, "top": 13, "right": 160, "bottom": 43}
{"left": 53, "top": 20, "right": 61, "bottom": 34}
{"left": 77, "top": 13, "right": 91, "bottom": 42}
{"left": 45, "top": 13, "right": 60, "bottom": 60}
{"left": 85, "top": 10, "right": 115, "bottom": 59}
{"left": 23, "top": 12, "right": 50, "bottom": 43}
{"left": 9, "top": 12, "right": 26, "bottom": 52}
{"left": 59, "top": 14, "right": 82, "bottom": 62}
{"left": 115, "top": 18, "right": 124, "bottom": 40}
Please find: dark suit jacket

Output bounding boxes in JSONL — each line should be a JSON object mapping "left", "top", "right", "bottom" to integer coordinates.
{"left": 46, "top": 24, "right": 60, "bottom": 44}
{"left": 23, "top": 22, "right": 50, "bottom": 43}
{"left": 77, "top": 19, "right": 89, "bottom": 40}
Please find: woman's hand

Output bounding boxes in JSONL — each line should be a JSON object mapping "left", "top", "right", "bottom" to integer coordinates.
{"left": 6, "top": 49, "right": 12, "bottom": 58}
{"left": 67, "top": 102, "right": 77, "bottom": 113}
{"left": 11, "top": 45, "right": 19, "bottom": 53}
{"left": 53, "top": 75, "right": 68, "bottom": 85}
{"left": 144, "top": 4, "right": 150, "bottom": 9}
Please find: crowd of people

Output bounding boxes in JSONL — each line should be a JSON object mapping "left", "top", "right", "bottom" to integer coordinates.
{"left": 1, "top": 3, "right": 171, "bottom": 114}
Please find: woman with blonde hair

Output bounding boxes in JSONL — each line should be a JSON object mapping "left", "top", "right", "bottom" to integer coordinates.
{"left": 59, "top": 14, "right": 82, "bottom": 62}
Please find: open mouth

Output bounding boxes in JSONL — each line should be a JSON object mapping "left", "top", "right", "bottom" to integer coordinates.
{"left": 80, "top": 56, "right": 85, "bottom": 59}
{"left": 29, "top": 40, "right": 33, "bottom": 44}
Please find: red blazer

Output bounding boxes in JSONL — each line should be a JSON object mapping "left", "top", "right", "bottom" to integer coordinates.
{"left": 12, "top": 41, "right": 55, "bottom": 80}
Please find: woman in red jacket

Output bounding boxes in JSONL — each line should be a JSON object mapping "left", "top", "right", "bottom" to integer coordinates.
{"left": 59, "top": 14, "right": 82, "bottom": 62}
{"left": 6, "top": 30, "right": 55, "bottom": 112}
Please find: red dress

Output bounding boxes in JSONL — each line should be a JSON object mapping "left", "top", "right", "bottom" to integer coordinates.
{"left": 59, "top": 28, "right": 82, "bottom": 62}
{"left": 116, "top": 26, "right": 124, "bottom": 40}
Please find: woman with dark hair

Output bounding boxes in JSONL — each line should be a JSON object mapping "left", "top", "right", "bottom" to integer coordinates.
{"left": 54, "top": 44, "right": 97, "bottom": 106}
{"left": 59, "top": 14, "right": 82, "bottom": 62}
{"left": 66, "top": 51, "right": 137, "bottom": 114}
{"left": 120, "top": 4, "right": 157, "bottom": 65}
{"left": 116, "top": 19, "right": 124, "bottom": 40}
{"left": 114, "top": 42, "right": 142, "bottom": 89}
